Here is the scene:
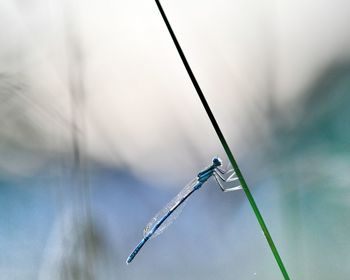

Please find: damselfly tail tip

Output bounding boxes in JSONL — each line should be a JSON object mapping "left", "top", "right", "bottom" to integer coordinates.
{"left": 126, "top": 256, "right": 132, "bottom": 265}
{"left": 126, "top": 252, "right": 136, "bottom": 265}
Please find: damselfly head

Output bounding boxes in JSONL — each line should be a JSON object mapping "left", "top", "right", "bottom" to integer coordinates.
{"left": 212, "top": 157, "right": 222, "bottom": 167}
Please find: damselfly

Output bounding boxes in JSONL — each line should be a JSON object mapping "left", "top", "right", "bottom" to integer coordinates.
{"left": 126, "top": 157, "right": 241, "bottom": 264}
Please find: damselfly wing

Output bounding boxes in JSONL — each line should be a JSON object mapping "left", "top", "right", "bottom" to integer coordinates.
{"left": 143, "top": 178, "right": 198, "bottom": 238}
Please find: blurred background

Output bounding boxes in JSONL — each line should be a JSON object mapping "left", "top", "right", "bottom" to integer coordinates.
{"left": 1, "top": 0, "right": 350, "bottom": 279}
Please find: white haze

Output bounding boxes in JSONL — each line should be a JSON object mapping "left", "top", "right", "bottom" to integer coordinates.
{"left": 0, "top": 0, "right": 350, "bottom": 182}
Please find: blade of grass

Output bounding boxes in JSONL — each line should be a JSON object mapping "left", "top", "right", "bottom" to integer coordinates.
{"left": 154, "top": 1, "right": 290, "bottom": 279}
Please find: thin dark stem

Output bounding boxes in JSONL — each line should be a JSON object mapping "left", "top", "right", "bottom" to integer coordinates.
{"left": 154, "top": 1, "right": 290, "bottom": 279}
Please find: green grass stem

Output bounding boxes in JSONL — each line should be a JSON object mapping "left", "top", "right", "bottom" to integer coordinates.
{"left": 154, "top": 1, "right": 290, "bottom": 278}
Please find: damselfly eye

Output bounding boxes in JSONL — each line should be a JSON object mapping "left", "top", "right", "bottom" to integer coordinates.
{"left": 212, "top": 157, "right": 222, "bottom": 166}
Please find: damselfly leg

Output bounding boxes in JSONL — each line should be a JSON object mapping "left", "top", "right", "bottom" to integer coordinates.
{"left": 214, "top": 167, "right": 242, "bottom": 192}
